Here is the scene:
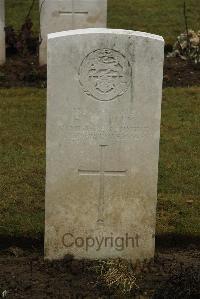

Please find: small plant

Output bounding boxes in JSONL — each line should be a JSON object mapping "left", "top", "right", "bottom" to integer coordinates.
{"left": 5, "top": 0, "right": 39, "bottom": 57}
{"left": 5, "top": 18, "right": 39, "bottom": 57}
{"left": 168, "top": 30, "right": 200, "bottom": 64}
{"left": 168, "top": 1, "right": 200, "bottom": 64}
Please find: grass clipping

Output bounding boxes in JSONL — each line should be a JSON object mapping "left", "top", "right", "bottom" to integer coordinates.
{"left": 90, "top": 258, "right": 138, "bottom": 293}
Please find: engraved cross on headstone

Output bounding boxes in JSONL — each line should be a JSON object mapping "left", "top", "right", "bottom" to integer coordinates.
{"left": 78, "top": 145, "right": 127, "bottom": 225}
{"left": 58, "top": 0, "right": 88, "bottom": 27}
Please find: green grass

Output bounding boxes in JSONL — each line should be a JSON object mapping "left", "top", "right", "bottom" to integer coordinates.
{"left": 0, "top": 87, "right": 199, "bottom": 239}
{"left": 5, "top": 0, "right": 200, "bottom": 44}
{"left": 157, "top": 87, "right": 200, "bottom": 236}
{"left": 0, "top": 88, "right": 45, "bottom": 237}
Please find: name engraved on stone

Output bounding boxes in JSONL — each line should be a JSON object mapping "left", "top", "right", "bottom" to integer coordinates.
{"left": 79, "top": 48, "right": 132, "bottom": 101}
{"left": 67, "top": 127, "right": 150, "bottom": 143}
{"left": 78, "top": 145, "right": 127, "bottom": 225}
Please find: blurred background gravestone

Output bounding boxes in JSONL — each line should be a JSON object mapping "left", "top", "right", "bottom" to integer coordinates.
{"left": 39, "top": 0, "right": 107, "bottom": 65}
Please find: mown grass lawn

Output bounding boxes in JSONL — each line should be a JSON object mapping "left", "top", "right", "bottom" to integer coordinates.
{"left": 0, "top": 87, "right": 199, "bottom": 239}
{"left": 0, "top": 88, "right": 45, "bottom": 238}
{"left": 5, "top": 0, "right": 200, "bottom": 44}
{"left": 157, "top": 87, "right": 200, "bottom": 237}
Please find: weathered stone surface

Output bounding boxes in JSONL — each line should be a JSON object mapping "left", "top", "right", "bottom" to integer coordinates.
{"left": 39, "top": 0, "right": 107, "bottom": 65}
{"left": 45, "top": 28, "right": 164, "bottom": 261}
{"left": 0, "top": 0, "right": 5, "bottom": 64}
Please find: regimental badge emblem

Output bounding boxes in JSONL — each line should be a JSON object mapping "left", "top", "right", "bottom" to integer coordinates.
{"left": 79, "top": 49, "right": 132, "bottom": 101}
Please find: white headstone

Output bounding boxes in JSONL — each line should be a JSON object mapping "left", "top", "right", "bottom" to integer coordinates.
{"left": 45, "top": 28, "right": 164, "bottom": 262}
{"left": 0, "top": 0, "right": 5, "bottom": 64}
{"left": 39, "top": 0, "right": 107, "bottom": 65}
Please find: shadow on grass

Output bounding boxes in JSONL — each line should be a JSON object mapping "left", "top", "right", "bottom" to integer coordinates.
{"left": 0, "top": 234, "right": 44, "bottom": 252}
{"left": 156, "top": 233, "right": 200, "bottom": 249}
{"left": 0, "top": 233, "right": 200, "bottom": 253}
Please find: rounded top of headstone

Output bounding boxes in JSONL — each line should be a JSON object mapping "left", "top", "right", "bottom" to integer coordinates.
{"left": 48, "top": 28, "right": 164, "bottom": 42}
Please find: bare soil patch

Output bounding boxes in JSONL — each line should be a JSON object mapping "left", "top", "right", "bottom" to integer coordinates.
{"left": 0, "top": 245, "right": 200, "bottom": 299}
{"left": 163, "top": 57, "right": 200, "bottom": 88}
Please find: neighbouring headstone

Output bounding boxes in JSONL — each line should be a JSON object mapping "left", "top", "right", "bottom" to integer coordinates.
{"left": 39, "top": 0, "right": 107, "bottom": 65}
{"left": 0, "top": 0, "right": 5, "bottom": 64}
{"left": 45, "top": 28, "right": 164, "bottom": 261}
